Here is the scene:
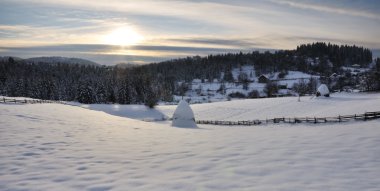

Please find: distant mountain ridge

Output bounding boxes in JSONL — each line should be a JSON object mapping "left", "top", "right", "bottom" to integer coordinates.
{"left": 24, "top": 56, "right": 99, "bottom": 66}
{"left": 0, "top": 56, "right": 23, "bottom": 62}
{"left": 115, "top": 63, "right": 139, "bottom": 69}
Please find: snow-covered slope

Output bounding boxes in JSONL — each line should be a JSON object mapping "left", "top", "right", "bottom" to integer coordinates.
{"left": 69, "top": 92, "right": 380, "bottom": 122}
{"left": 1, "top": 99, "right": 380, "bottom": 190}
{"left": 67, "top": 102, "right": 169, "bottom": 121}
{"left": 159, "top": 92, "right": 380, "bottom": 121}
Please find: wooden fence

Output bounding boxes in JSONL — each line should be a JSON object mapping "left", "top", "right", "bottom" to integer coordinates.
{"left": 196, "top": 111, "right": 380, "bottom": 126}
{"left": 0, "top": 97, "right": 66, "bottom": 105}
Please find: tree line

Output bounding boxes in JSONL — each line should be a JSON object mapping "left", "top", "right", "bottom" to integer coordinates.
{"left": 0, "top": 42, "right": 377, "bottom": 106}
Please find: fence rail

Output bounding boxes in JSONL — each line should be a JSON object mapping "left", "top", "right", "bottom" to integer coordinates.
{"left": 0, "top": 97, "right": 66, "bottom": 105}
{"left": 196, "top": 111, "right": 380, "bottom": 126}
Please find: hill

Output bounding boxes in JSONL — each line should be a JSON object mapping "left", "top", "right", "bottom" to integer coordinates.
{"left": 0, "top": 42, "right": 379, "bottom": 105}
{"left": 67, "top": 92, "right": 380, "bottom": 122}
{"left": 1, "top": 94, "right": 380, "bottom": 190}
{"left": 24, "top": 56, "right": 99, "bottom": 66}
{"left": 0, "top": 56, "right": 23, "bottom": 62}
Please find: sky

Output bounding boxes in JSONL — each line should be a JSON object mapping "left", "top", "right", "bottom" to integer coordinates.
{"left": 0, "top": 0, "right": 379, "bottom": 65}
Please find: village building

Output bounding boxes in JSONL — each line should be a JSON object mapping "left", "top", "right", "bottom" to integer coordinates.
{"left": 258, "top": 75, "right": 269, "bottom": 83}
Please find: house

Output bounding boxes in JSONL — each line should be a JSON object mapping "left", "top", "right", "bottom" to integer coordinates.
{"left": 258, "top": 75, "right": 269, "bottom": 83}
{"left": 329, "top": 73, "right": 339, "bottom": 81}
{"left": 192, "top": 79, "right": 202, "bottom": 83}
{"left": 352, "top": 64, "right": 360, "bottom": 69}
{"left": 330, "top": 73, "right": 338, "bottom": 78}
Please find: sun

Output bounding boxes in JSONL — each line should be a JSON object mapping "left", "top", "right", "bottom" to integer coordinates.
{"left": 103, "top": 27, "right": 144, "bottom": 46}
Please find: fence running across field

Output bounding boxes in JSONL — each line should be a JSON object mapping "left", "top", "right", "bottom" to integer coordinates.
{"left": 1, "top": 97, "right": 66, "bottom": 105}
{"left": 196, "top": 111, "right": 380, "bottom": 126}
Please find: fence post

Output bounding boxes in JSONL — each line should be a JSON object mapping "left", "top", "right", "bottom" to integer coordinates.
{"left": 338, "top": 115, "right": 341, "bottom": 122}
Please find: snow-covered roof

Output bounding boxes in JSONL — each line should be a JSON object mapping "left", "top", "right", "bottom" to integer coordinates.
{"left": 172, "top": 100, "right": 197, "bottom": 128}
{"left": 192, "top": 79, "right": 202, "bottom": 83}
{"left": 259, "top": 74, "right": 269, "bottom": 78}
{"left": 352, "top": 64, "right": 360, "bottom": 68}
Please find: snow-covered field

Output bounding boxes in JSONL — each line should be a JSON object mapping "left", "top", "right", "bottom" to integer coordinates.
{"left": 70, "top": 92, "right": 380, "bottom": 121}
{"left": 160, "top": 92, "right": 380, "bottom": 121}
{"left": 1, "top": 93, "right": 380, "bottom": 190}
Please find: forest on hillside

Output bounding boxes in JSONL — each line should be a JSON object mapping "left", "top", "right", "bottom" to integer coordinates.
{"left": 0, "top": 42, "right": 379, "bottom": 106}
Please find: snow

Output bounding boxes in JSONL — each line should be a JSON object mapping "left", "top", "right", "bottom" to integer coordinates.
{"left": 317, "top": 84, "right": 330, "bottom": 96}
{"left": 172, "top": 100, "right": 197, "bottom": 128}
{"left": 1, "top": 93, "right": 380, "bottom": 190}
{"left": 281, "top": 71, "right": 316, "bottom": 79}
{"left": 192, "top": 79, "right": 202, "bottom": 83}
{"left": 232, "top": 65, "right": 256, "bottom": 81}
{"left": 180, "top": 66, "right": 318, "bottom": 104}
{"left": 275, "top": 71, "right": 318, "bottom": 89}
{"left": 159, "top": 92, "right": 380, "bottom": 121}
{"left": 0, "top": 96, "right": 41, "bottom": 101}
{"left": 342, "top": 66, "right": 370, "bottom": 75}
{"left": 66, "top": 92, "right": 380, "bottom": 122}
{"left": 67, "top": 102, "right": 168, "bottom": 122}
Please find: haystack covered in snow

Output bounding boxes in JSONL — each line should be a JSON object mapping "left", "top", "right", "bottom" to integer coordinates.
{"left": 316, "top": 84, "right": 330, "bottom": 97}
{"left": 172, "top": 100, "right": 197, "bottom": 128}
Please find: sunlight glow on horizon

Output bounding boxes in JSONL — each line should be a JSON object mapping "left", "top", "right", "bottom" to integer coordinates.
{"left": 102, "top": 26, "right": 144, "bottom": 46}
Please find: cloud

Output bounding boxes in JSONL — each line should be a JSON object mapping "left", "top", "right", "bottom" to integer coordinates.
{"left": 270, "top": 0, "right": 380, "bottom": 20}
{"left": 0, "top": 43, "right": 251, "bottom": 64}
{"left": 0, "top": 44, "right": 240, "bottom": 53}
{"left": 1, "top": 0, "right": 379, "bottom": 64}
{"left": 3, "top": 0, "right": 279, "bottom": 34}
{"left": 1, "top": 40, "right": 377, "bottom": 65}
{"left": 284, "top": 35, "right": 380, "bottom": 49}
{"left": 165, "top": 37, "right": 265, "bottom": 48}
{"left": 0, "top": 0, "right": 283, "bottom": 49}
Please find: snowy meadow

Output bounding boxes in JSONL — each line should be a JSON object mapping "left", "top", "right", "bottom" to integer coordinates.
{"left": 1, "top": 93, "right": 380, "bottom": 190}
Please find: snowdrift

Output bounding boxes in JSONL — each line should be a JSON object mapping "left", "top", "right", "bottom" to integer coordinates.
{"left": 172, "top": 100, "right": 197, "bottom": 128}
{"left": 317, "top": 84, "right": 330, "bottom": 97}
